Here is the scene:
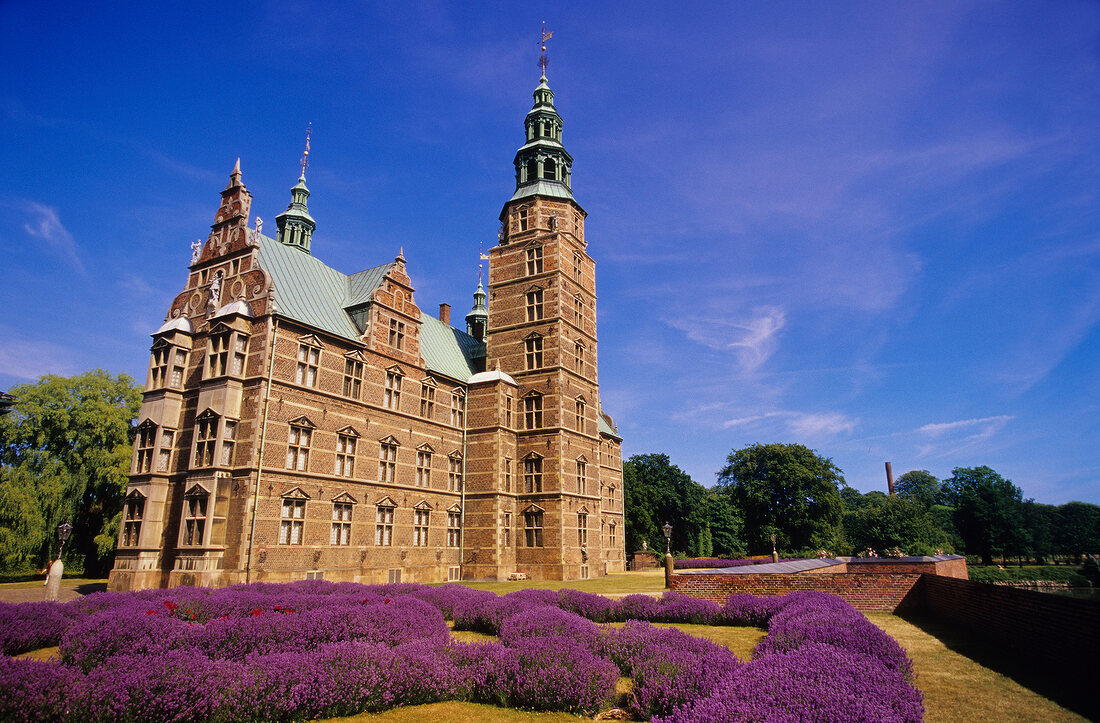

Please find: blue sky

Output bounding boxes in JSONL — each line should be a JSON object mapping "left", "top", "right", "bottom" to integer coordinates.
{"left": 2, "top": 2, "right": 1098, "bottom": 504}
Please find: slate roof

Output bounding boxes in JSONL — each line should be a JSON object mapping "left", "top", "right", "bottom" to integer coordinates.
{"left": 256, "top": 234, "right": 483, "bottom": 383}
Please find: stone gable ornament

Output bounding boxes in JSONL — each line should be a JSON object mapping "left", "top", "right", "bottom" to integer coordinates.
{"left": 191, "top": 239, "right": 202, "bottom": 264}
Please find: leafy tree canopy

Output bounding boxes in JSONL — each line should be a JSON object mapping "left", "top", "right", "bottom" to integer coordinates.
{"left": 623, "top": 453, "right": 711, "bottom": 557}
{"left": 843, "top": 494, "right": 953, "bottom": 555}
{"left": 715, "top": 443, "right": 844, "bottom": 554}
{"left": 942, "top": 466, "right": 1026, "bottom": 565}
{"left": 895, "top": 470, "right": 942, "bottom": 508}
{"left": 0, "top": 370, "right": 141, "bottom": 573}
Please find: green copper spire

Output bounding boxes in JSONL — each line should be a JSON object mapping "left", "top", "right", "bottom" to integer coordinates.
{"left": 510, "top": 69, "right": 574, "bottom": 202}
{"left": 276, "top": 125, "right": 316, "bottom": 254}
{"left": 466, "top": 276, "right": 488, "bottom": 341}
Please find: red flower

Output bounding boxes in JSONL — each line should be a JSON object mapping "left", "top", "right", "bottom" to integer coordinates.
{"left": 384, "top": 598, "right": 392, "bottom": 605}
{"left": 250, "top": 608, "right": 263, "bottom": 617}
{"left": 145, "top": 609, "right": 157, "bottom": 616}
{"left": 284, "top": 607, "right": 295, "bottom": 614}
{"left": 163, "top": 600, "right": 178, "bottom": 611}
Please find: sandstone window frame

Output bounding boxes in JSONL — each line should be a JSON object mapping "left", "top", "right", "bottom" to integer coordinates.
{"left": 156, "top": 429, "right": 175, "bottom": 473}
{"left": 375, "top": 497, "right": 396, "bottom": 546}
{"left": 121, "top": 490, "right": 145, "bottom": 547}
{"left": 578, "top": 510, "right": 588, "bottom": 547}
{"left": 416, "top": 445, "right": 433, "bottom": 488}
{"left": 523, "top": 453, "right": 543, "bottom": 493}
{"left": 192, "top": 410, "right": 220, "bottom": 469}
{"left": 448, "top": 452, "right": 463, "bottom": 492}
{"left": 575, "top": 396, "right": 586, "bottom": 433}
{"left": 343, "top": 354, "right": 364, "bottom": 400}
{"left": 331, "top": 493, "right": 355, "bottom": 546}
{"left": 574, "top": 340, "right": 585, "bottom": 376}
{"left": 524, "top": 334, "right": 543, "bottom": 370}
{"left": 286, "top": 418, "right": 314, "bottom": 472}
{"left": 576, "top": 456, "right": 588, "bottom": 496}
{"left": 420, "top": 379, "right": 437, "bottom": 418}
{"left": 384, "top": 367, "right": 403, "bottom": 411}
{"left": 525, "top": 287, "right": 544, "bottom": 322}
{"left": 180, "top": 484, "right": 210, "bottom": 547}
{"left": 524, "top": 506, "right": 544, "bottom": 547}
{"left": 295, "top": 340, "right": 321, "bottom": 387}
{"left": 526, "top": 245, "right": 543, "bottom": 276}
{"left": 413, "top": 502, "right": 431, "bottom": 547}
{"left": 378, "top": 436, "right": 399, "bottom": 484}
{"left": 388, "top": 318, "right": 406, "bottom": 350}
{"left": 503, "top": 512, "right": 512, "bottom": 546}
{"left": 450, "top": 389, "right": 465, "bottom": 427}
{"left": 447, "top": 504, "right": 462, "bottom": 548}
{"left": 220, "top": 419, "right": 237, "bottom": 467}
{"left": 523, "top": 392, "right": 543, "bottom": 430}
{"left": 134, "top": 421, "right": 157, "bottom": 474}
{"left": 279, "top": 488, "right": 309, "bottom": 545}
{"left": 335, "top": 428, "right": 358, "bottom": 477}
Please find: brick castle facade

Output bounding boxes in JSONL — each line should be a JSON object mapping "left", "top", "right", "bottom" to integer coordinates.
{"left": 108, "top": 71, "right": 625, "bottom": 591}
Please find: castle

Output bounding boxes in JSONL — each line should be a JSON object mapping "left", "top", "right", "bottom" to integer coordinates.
{"left": 107, "top": 68, "right": 625, "bottom": 591}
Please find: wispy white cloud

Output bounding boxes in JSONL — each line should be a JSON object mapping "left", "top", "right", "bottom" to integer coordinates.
{"left": 917, "top": 415, "right": 1014, "bottom": 436}
{"left": 913, "top": 415, "right": 1015, "bottom": 459}
{"left": 721, "top": 409, "right": 859, "bottom": 438}
{"left": 21, "top": 202, "right": 86, "bottom": 275}
{"left": 664, "top": 305, "right": 786, "bottom": 374}
{"left": 0, "top": 339, "right": 78, "bottom": 381}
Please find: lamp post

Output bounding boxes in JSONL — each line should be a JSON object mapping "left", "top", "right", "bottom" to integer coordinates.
{"left": 45, "top": 522, "right": 71, "bottom": 602}
{"left": 770, "top": 532, "right": 778, "bottom": 563}
{"left": 662, "top": 521, "right": 674, "bottom": 589}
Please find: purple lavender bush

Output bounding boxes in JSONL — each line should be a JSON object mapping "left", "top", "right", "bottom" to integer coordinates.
{"left": 0, "top": 601, "right": 75, "bottom": 654}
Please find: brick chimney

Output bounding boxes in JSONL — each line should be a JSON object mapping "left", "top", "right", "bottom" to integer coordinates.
{"left": 439, "top": 303, "right": 451, "bottom": 324}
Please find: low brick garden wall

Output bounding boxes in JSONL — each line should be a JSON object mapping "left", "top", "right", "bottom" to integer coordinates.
{"left": 671, "top": 571, "right": 925, "bottom": 612}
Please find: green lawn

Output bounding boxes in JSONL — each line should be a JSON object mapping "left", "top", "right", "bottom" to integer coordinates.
{"left": 448, "top": 568, "right": 666, "bottom": 596}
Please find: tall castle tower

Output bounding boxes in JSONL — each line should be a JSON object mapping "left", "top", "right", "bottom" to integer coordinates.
{"left": 462, "top": 58, "right": 624, "bottom": 580}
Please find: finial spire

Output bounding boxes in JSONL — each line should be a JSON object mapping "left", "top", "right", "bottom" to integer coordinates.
{"left": 539, "top": 21, "right": 553, "bottom": 78}
{"left": 300, "top": 123, "right": 312, "bottom": 180}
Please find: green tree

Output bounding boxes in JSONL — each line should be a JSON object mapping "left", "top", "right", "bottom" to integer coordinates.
{"left": 706, "top": 489, "right": 745, "bottom": 558}
{"left": 1021, "top": 500, "right": 1057, "bottom": 564}
{"left": 895, "top": 470, "right": 942, "bottom": 508}
{"left": 843, "top": 494, "right": 953, "bottom": 555}
{"left": 1054, "top": 501, "right": 1100, "bottom": 562}
{"left": 0, "top": 370, "right": 141, "bottom": 574}
{"left": 715, "top": 443, "right": 844, "bottom": 555}
{"left": 941, "top": 466, "right": 1026, "bottom": 565}
{"left": 623, "top": 453, "right": 711, "bottom": 556}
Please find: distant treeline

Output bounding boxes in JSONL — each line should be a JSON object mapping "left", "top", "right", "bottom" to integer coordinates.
{"left": 623, "top": 445, "right": 1100, "bottom": 566}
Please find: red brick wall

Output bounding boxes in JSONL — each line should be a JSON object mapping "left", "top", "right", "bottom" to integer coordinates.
{"left": 671, "top": 572, "right": 925, "bottom": 612}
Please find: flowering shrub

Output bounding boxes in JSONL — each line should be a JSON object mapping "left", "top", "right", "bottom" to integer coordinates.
{"left": 884, "top": 546, "right": 907, "bottom": 558}
{"left": 0, "top": 580, "right": 921, "bottom": 722}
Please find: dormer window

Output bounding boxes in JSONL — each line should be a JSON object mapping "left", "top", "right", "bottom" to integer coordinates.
{"left": 388, "top": 319, "right": 406, "bottom": 350}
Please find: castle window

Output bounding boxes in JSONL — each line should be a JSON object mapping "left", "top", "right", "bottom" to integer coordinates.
{"left": 207, "top": 331, "right": 230, "bottom": 378}
{"left": 575, "top": 341, "right": 585, "bottom": 376}
{"left": 279, "top": 497, "right": 305, "bottom": 545}
{"left": 413, "top": 508, "right": 430, "bottom": 547}
{"left": 157, "top": 429, "right": 174, "bottom": 472}
{"left": 379, "top": 440, "right": 397, "bottom": 483}
{"left": 574, "top": 252, "right": 583, "bottom": 282}
{"left": 524, "top": 456, "right": 543, "bottom": 493}
{"left": 524, "top": 394, "right": 543, "bottom": 430}
{"left": 150, "top": 347, "right": 169, "bottom": 388}
{"left": 574, "top": 295, "right": 584, "bottom": 326}
{"left": 420, "top": 384, "right": 435, "bottom": 417}
{"left": 524, "top": 510, "right": 544, "bottom": 547}
{"left": 220, "top": 420, "right": 237, "bottom": 466}
{"left": 518, "top": 207, "right": 529, "bottom": 231}
{"left": 296, "top": 344, "right": 319, "bottom": 387}
{"left": 524, "top": 336, "right": 543, "bottom": 370}
{"left": 388, "top": 319, "right": 406, "bottom": 350}
{"left": 526, "top": 246, "right": 543, "bottom": 275}
{"left": 544, "top": 157, "right": 557, "bottom": 180}
{"left": 505, "top": 394, "right": 513, "bottom": 428}
{"left": 375, "top": 504, "right": 394, "bottom": 545}
{"left": 416, "top": 450, "right": 432, "bottom": 488}
{"left": 286, "top": 423, "right": 312, "bottom": 471}
{"left": 335, "top": 433, "right": 356, "bottom": 477}
{"left": 525, "top": 289, "right": 544, "bottom": 322}
{"left": 504, "top": 458, "right": 512, "bottom": 492}
{"left": 231, "top": 335, "right": 247, "bottom": 375}
{"left": 448, "top": 456, "right": 462, "bottom": 492}
{"left": 170, "top": 349, "right": 187, "bottom": 388}
{"left": 577, "top": 459, "right": 587, "bottom": 495}
{"left": 193, "top": 413, "right": 219, "bottom": 468}
{"left": 575, "top": 398, "right": 586, "bottom": 432}
{"left": 343, "top": 359, "right": 363, "bottom": 399}
{"left": 607, "top": 485, "right": 616, "bottom": 509}
{"left": 384, "top": 371, "right": 402, "bottom": 410}
{"left": 447, "top": 510, "right": 461, "bottom": 547}
{"left": 135, "top": 423, "right": 156, "bottom": 473}
{"left": 503, "top": 512, "right": 512, "bottom": 546}
{"left": 182, "top": 490, "right": 208, "bottom": 546}
{"left": 122, "top": 494, "right": 144, "bottom": 547}
{"left": 578, "top": 512, "right": 588, "bottom": 547}
{"left": 451, "top": 391, "right": 465, "bottom": 427}
{"left": 331, "top": 502, "right": 352, "bottom": 546}
{"left": 609, "top": 522, "right": 617, "bottom": 548}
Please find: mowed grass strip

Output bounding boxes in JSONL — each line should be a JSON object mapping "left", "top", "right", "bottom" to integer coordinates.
{"left": 866, "top": 613, "right": 1087, "bottom": 723}
{"left": 449, "top": 569, "right": 666, "bottom": 596}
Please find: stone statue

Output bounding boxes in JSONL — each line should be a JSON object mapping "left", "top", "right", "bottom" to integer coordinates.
{"left": 44, "top": 558, "right": 63, "bottom": 602}
{"left": 642, "top": 540, "right": 648, "bottom": 551}
{"left": 190, "top": 239, "right": 202, "bottom": 264}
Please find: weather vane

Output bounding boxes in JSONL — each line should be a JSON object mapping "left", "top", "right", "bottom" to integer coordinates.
{"left": 300, "top": 122, "right": 312, "bottom": 178}
{"left": 539, "top": 21, "right": 553, "bottom": 78}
